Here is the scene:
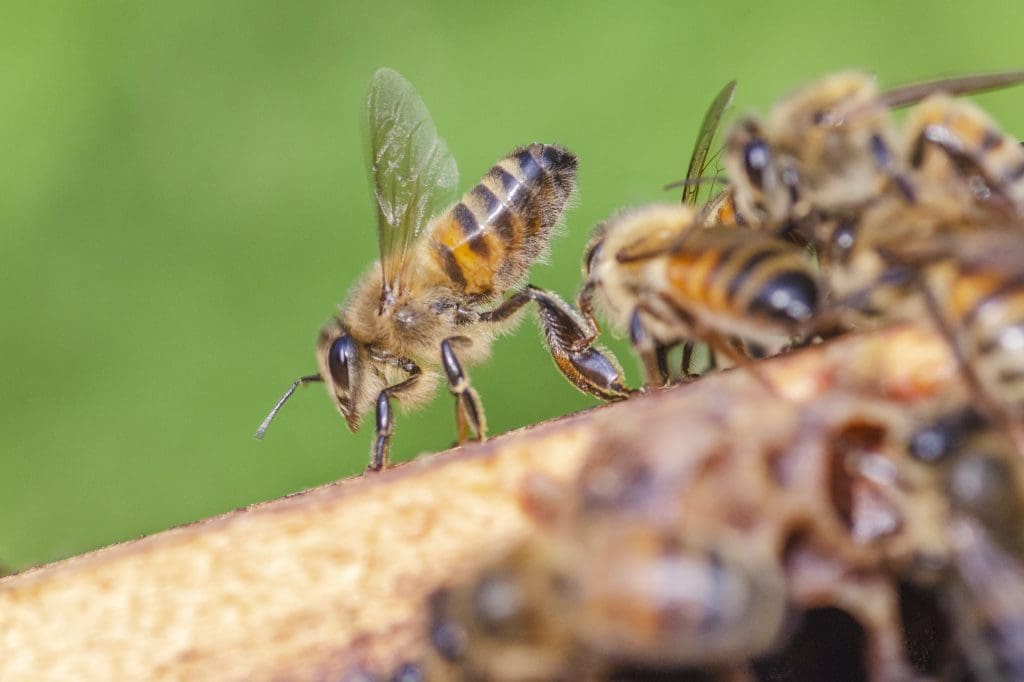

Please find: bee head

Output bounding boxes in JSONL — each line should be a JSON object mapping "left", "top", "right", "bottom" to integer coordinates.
{"left": 316, "top": 324, "right": 365, "bottom": 432}
{"left": 725, "top": 119, "right": 791, "bottom": 226}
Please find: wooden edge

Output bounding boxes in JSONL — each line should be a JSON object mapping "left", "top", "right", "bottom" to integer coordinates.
{"left": 0, "top": 326, "right": 956, "bottom": 681}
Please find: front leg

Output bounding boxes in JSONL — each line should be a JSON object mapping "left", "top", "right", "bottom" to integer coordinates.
{"left": 369, "top": 359, "right": 422, "bottom": 471}
{"left": 440, "top": 336, "right": 486, "bottom": 444}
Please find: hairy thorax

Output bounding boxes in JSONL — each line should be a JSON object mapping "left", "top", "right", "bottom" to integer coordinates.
{"left": 341, "top": 262, "right": 498, "bottom": 369}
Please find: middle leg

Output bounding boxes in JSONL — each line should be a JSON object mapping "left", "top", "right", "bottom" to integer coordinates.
{"left": 440, "top": 336, "right": 486, "bottom": 444}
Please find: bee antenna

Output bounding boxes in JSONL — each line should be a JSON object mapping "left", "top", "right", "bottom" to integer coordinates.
{"left": 254, "top": 374, "right": 323, "bottom": 439}
{"left": 662, "top": 175, "right": 729, "bottom": 191}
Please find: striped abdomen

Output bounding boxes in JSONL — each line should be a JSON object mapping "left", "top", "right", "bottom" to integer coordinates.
{"left": 948, "top": 268, "right": 1024, "bottom": 416}
{"left": 665, "top": 228, "right": 821, "bottom": 334}
{"left": 907, "top": 95, "right": 1024, "bottom": 215}
{"left": 429, "top": 143, "right": 577, "bottom": 296}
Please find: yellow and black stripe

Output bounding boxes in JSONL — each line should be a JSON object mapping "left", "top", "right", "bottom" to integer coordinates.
{"left": 430, "top": 143, "right": 577, "bottom": 296}
{"left": 665, "top": 228, "right": 820, "bottom": 331}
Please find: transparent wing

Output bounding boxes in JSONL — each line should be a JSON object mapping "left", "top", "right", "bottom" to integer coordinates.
{"left": 366, "top": 68, "right": 459, "bottom": 295}
{"left": 879, "top": 70, "right": 1024, "bottom": 109}
{"left": 878, "top": 226, "right": 1024, "bottom": 276}
{"left": 682, "top": 80, "right": 737, "bottom": 206}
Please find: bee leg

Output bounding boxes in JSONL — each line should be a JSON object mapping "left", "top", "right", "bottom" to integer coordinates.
{"left": 909, "top": 123, "right": 1011, "bottom": 205}
{"left": 681, "top": 341, "right": 696, "bottom": 379}
{"left": 440, "top": 336, "right": 486, "bottom": 444}
{"left": 575, "top": 280, "right": 603, "bottom": 346}
{"left": 701, "top": 328, "right": 781, "bottom": 396}
{"left": 369, "top": 368, "right": 422, "bottom": 471}
{"left": 869, "top": 133, "right": 917, "bottom": 202}
{"left": 477, "top": 290, "right": 531, "bottom": 323}
{"left": 629, "top": 307, "right": 670, "bottom": 387}
{"left": 915, "top": 280, "right": 1024, "bottom": 446}
{"left": 524, "top": 286, "right": 632, "bottom": 400}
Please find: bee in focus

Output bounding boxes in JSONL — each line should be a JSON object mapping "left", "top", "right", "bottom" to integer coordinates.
{"left": 256, "top": 68, "right": 627, "bottom": 469}
{"left": 579, "top": 203, "right": 822, "bottom": 386}
{"left": 722, "top": 70, "right": 1024, "bottom": 237}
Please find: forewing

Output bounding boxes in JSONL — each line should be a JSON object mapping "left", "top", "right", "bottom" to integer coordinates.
{"left": 682, "top": 80, "right": 737, "bottom": 206}
{"left": 879, "top": 70, "right": 1024, "bottom": 109}
{"left": 366, "top": 68, "right": 459, "bottom": 293}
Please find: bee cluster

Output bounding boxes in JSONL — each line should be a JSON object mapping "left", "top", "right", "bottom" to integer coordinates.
{"left": 259, "top": 68, "right": 1024, "bottom": 680}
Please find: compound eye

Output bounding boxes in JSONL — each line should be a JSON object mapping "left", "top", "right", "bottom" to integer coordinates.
{"left": 327, "top": 334, "right": 358, "bottom": 391}
{"left": 743, "top": 140, "right": 771, "bottom": 189}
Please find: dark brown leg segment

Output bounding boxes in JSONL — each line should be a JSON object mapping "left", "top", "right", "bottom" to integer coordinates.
{"left": 369, "top": 366, "right": 422, "bottom": 471}
{"left": 628, "top": 307, "right": 671, "bottom": 387}
{"left": 441, "top": 336, "right": 486, "bottom": 444}
{"left": 525, "top": 285, "right": 631, "bottom": 401}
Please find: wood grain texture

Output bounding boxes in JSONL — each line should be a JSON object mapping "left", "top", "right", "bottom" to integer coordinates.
{"left": 0, "top": 326, "right": 956, "bottom": 681}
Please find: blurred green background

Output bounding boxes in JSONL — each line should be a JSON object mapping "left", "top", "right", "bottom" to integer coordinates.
{"left": 3, "top": 1, "right": 1024, "bottom": 569}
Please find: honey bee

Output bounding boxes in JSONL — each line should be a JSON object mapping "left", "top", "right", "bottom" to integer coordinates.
{"left": 256, "top": 68, "right": 627, "bottom": 469}
{"left": 901, "top": 231, "right": 1024, "bottom": 429}
{"left": 903, "top": 91, "right": 1024, "bottom": 223}
{"left": 425, "top": 384, "right": 957, "bottom": 680}
{"left": 575, "top": 81, "right": 824, "bottom": 388}
{"left": 907, "top": 409, "right": 1024, "bottom": 680}
{"left": 723, "top": 70, "right": 1024, "bottom": 236}
{"left": 425, "top": 521, "right": 787, "bottom": 681}
{"left": 579, "top": 203, "right": 822, "bottom": 386}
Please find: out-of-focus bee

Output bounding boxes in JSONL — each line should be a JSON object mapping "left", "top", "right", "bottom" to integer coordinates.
{"left": 903, "top": 91, "right": 1024, "bottom": 223}
{"left": 256, "top": 68, "right": 627, "bottom": 469}
{"left": 723, "top": 70, "right": 1024, "bottom": 235}
{"left": 424, "top": 384, "right": 966, "bottom": 681}
{"left": 907, "top": 409, "right": 1024, "bottom": 680}
{"left": 425, "top": 520, "right": 787, "bottom": 681}
{"left": 575, "top": 81, "right": 823, "bottom": 387}
{"left": 913, "top": 231, "right": 1024, "bottom": 425}
{"left": 579, "top": 203, "right": 823, "bottom": 386}
{"left": 826, "top": 227, "right": 1024, "bottom": 432}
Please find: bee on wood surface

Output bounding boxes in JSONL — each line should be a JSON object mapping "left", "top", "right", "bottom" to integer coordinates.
{"left": 256, "top": 68, "right": 627, "bottom": 469}
{"left": 424, "top": 385, "right": 964, "bottom": 680}
{"left": 908, "top": 409, "right": 1024, "bottom": 680}
{"left": 901, "top": 231, "right": 1024, "bottom": 431}
{"left": 818, "top": 219, "right": 1024, "bottom": 435}
{"left": 425, "top": 522, "right": 787, "bottom": 681}
{"left": 578, "top": 203, "right": 822, "bottom": 387}
{"left": 722, "top": 70, "right": 1024, "bottom": 236}
{"left": 577, "top": 82, "right": 822, "bottom": 387}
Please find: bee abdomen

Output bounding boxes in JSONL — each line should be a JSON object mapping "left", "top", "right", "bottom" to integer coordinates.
{"left": 430, "top": 143, "right": 578, "bottom": 295}
{"left": 748, "top": 270, "right": 820, "bottom": 327}
{"left": 667, "top": 233, "right": 820, "bottom": 331}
